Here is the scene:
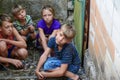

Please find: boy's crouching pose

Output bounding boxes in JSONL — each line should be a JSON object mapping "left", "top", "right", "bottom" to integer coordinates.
{"left": 35, "top": 24, "right": 81, "bottom": 80}
{"left": 0, "top": 14, "right": 28, "bottom": 68}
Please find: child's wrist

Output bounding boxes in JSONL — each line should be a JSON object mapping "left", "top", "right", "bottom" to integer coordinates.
{"left": 30, "top": 31, "right": 34, "bottom": 33}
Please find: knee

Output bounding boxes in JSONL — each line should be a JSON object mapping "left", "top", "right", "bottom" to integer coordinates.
{"left": 0, "top": 41, "right": 7, "bottom": 52}
{"left": 17, "top": 48, "right": 28, "bottom": 60}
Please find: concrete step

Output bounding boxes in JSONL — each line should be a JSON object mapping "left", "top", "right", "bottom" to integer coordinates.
{"left": 0, "top": 48, "right": 88, "bottom": 80}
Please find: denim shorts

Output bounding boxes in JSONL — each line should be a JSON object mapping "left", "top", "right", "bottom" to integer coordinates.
{"left": 43, "top": 57, "right": 80, "bottom": 74}
{"left": 43, "top": 57, "right": 61, "bottom": 71}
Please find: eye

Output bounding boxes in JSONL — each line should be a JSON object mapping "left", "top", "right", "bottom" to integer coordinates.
{"left": 5, "top": 24, "right": 13, "bottom": 29}
{"left": 59, "top": 33, "right": 62, "bottom": 36}
{"left": 43, "top": 14, "right": 47, "bottom": 17}
{"left": 48, "top": 14, "right": 52, "bottom": 16}
{"left": 20, "top": 10, "right": 24, "bottom": 13}
{"left": 5, "top": 25, "right": 9, "bottom": 28}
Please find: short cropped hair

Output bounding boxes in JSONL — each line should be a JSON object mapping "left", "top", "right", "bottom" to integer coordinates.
{"left": 0, "top": 14, "right": 12, "bottom": 26}
{"left": 61, "top": 24, "right": 76, "bottom": 39}
{"left": 12, "top": 4, "right": 25, "bottom": 16}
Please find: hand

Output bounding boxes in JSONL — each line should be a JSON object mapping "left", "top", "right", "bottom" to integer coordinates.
{"left": 10, "top": 59, "right": 23, "bottom": 68}
{"left": 35, "top": 70, "right": 44, "bottom": 80}
{"left": 28, "top": 25, "right": 34, "bottom": 33}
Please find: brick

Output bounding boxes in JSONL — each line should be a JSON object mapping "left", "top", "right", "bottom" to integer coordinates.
{"left": 90, "top": 12, "right": 96, "bottom": 29}
{"left": 94, "top": 26, "right": 106, "bottom": 57}
{"left": 89, "top": 39, "right": 95, "bottom": 56}
{"left": 90, "top": 0, "right": 96, "bottom": 15}
{"left": 95, "top": 5, "right": 103, "bottom": 29}
{"left": 94, "top": 37, "right": 101, "bottom": 58}
{"left": 99, "top": 21, "right": 115, "bottom": 61}
{"left": 91, "top": 0, "right": 115, "bottom": 61}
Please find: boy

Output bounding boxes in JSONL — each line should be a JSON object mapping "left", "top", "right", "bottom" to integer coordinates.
{"left": 0, "top": 13, "right": 28, "bottom": 68}
{"left": 12, "top": 4, "right": 36, "bottom": 43}
{"left": 35, "top": 24, "right": 81, "bottom": 80}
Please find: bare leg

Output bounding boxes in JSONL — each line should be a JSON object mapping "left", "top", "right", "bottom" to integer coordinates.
{"left": 43, "top": 67, "right": 80, "bottom": 80}
{"left": 65, "top": 71, "right": 80, "bottom": 80}
{"left": 48, "top": 67, "right": 60, "bottom": 72}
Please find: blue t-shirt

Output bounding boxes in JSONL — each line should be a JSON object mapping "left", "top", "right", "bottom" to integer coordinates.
{"left": 37, "top": 19, "right": 61, "bottom": 35}
{"left": 48, "top": 37, "right": 81, "bottom": 66}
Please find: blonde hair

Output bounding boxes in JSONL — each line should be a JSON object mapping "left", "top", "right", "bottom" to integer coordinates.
{"left": 41, "top": 5, "right": 55, "bottom": 17}
{"left": 12, "top": 4, "right": 25, "bottom": 16}
{"left": 61, "top": 24, "right": 76, "bottom": 39}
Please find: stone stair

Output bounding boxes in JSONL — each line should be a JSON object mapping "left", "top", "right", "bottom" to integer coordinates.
{"left": 0, "top": 47, "right": 67, "bottom": 80}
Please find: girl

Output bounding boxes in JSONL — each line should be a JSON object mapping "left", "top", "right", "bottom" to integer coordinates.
{"left": 0, "top": 14, "right": 28, "bottom": 68}
{"left": 37, "top": 5, "right": 61, "bottom": 51}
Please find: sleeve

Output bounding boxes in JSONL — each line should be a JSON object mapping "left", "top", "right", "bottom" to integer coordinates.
{"left": 47, "top": 37, "right": 55, "bottom": 49}
{"left": 37, "top": 19, "right": 44, "bottom": 29}
{"left": 13, "top": 22, "right": 22, "bottom": 32}
{"left": 53, "top": 20, "right": 61, "bottom": 29}
{"left": 26, "top": 15, "right": 33, "bottom": 26}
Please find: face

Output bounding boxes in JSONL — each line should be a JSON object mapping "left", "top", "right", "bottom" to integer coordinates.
{"left": 0, "top": 21, "right": 13, "bottom": 36}
{"left": 56, "top": 30, "right": 71, "bottom": 46}
{"left": 15, "top": 9, "right": 26, "bottom": 20}
{"left": 42, "top": 9, "right": 53, "bottom": 24}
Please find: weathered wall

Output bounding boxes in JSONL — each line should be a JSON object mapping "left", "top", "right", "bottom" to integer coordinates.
{"left": 0, "top": 0, "right": 67, "bottom": 21}
{"left": 88, "top": 0, "right": 120, "bottom": 80}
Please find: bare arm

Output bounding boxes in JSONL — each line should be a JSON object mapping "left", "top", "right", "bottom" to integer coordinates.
{"left": 41, "top": 64, "right": 68, "bottom": 77}
{"left": 49, "top": 29, "right": 59, "bottom": 39}
{"left": 1, "top": 27, "right": 27, "bottom": 48}
{"left": 38, "top": 28, "right": 48, "bottom": 50}
{"left": 0, "top": 57, "right": 23, "bottom": 68}
{"left": 36, "top": 47, "right": 51, "bottom": 71}
{"left": 20, "top": 25, "right": 35, "bottom": 35}
{"left": 35, "top": 47, "right": 52, "bottom": 79}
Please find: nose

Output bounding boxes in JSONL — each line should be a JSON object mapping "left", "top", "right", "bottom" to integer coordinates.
{"left": 59, "top": 36, "right": 64, "bottom": 41}
{"left": 9, "top": 26, "right": 12, "bottom": 31}
{"left": 46, "top": 15, "right": 49, "bottom": 19}
{"left": 21, "top": 14, "right": 24, "bottom": 17}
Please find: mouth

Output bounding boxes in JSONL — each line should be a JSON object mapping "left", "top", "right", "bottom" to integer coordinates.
{"left": 8, "top": 31, "right": 12, "bottom": 35}
{"left": 22, "top": 17, "right": 25, "bottom": 19}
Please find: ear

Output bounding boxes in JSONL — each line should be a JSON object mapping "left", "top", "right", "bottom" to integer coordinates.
{"left": 67, "top": 39, "right": 72, "bottom": 43}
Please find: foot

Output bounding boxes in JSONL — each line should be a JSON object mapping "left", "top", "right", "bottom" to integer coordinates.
{"left": 75, "top": 75, "right": 82, "bottom": 80}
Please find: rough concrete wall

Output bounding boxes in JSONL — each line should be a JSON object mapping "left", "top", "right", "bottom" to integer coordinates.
{"left": 88, "top": 0, "right": 120, "bottom": 80}
{"left": 0, "top": 0, "right": 67, "bottom": 21}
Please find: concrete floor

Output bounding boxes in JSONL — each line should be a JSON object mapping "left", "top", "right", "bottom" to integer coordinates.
{"left": 0, "top": 45, "right": 88, "bottom": 80}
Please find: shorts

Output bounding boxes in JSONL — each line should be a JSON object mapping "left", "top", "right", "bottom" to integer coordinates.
{"left": 43, "top": 57, "right": 61, "bottom": 71}
{"left": 8, "top": 46, "right": 15, "bottom": 58}
{"left": 43, "top": 57, "right": 80, "bottom": 74}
